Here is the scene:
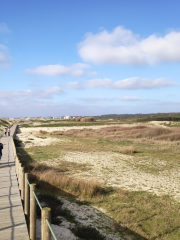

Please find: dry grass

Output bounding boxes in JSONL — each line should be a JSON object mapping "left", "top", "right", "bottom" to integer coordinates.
{"left": 119, "top": 146, "right": 137, "bottom": 154}
{"left": 39, "top": 130, "right": 48, "bottom": 134}
{"left": 76, "top": 117, "right": 82, "bottom": 121}
{"left": 80, "top": 117, "right": 95, "bottom": 122}
{"left": 29, "top": 163, "right": 103, "bottom": 198}
{"left": 51, "top": 125, "right": 176, "bottom": 143}
{"left": 75, "top": 117, "right": 95, "bottom": 122}
{"left": 17, "top": 122, "right": 180, "bottom": 239}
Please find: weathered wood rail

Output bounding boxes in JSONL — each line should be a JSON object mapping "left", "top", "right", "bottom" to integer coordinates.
{"left": 0, "top": 124, "right": 29, "bottom": 240}
{"left": 0, "top": 124, "right": 58, "bottom": 240}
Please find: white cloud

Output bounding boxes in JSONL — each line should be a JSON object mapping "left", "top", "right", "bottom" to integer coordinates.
{"left": 85, "top": 77, "right": 175, "bottom": 89}
{"left": 0, "top": 87, "right": 64, "bottom": 101}
{"left": 0, "top": 44, "right": 11, "bottom": 66}
{"left": 80, "top": 96, "right": 151, "bottom": 102}
{"left": 86, "top": 78, "right": 113, "bottom": 88}
{"left": 113, "top": 77, "right": 175, "bottom": 89}
{"left": 79, "top": 26, "right": 180, "bottom": 65}
{"left": 62, "top": 82, "right": 83, "bottom": 89}
{"left": 0, "top": 23, "right": 10, "bottom": 33}
{"left": 25, "top": 63, "right": 94, "bottom": 77}
{"left": 119, "top": 96, "right": 147, "bottom": 101}
{"left": 0, "top": 52, "right": 9, "bottom": 62}
{"left": 1, "top": 99, "right": 180, "bottom": 118}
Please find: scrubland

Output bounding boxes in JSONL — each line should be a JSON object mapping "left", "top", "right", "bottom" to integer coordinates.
{"left": 15, "top": 120, "right": 180, "bottom": 240}
{"left": 0, "top": 118, "right": 11, "bottom": 133}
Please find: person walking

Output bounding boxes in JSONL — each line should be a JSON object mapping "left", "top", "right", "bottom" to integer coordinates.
{"left": 8, "top": 128, "right": 10, "bottom": 136}
{"left": 0, "top": 141, "right": 3, "bottom": 160}
{"left": 4, "top": 128, "right": 7, "bottom": 136}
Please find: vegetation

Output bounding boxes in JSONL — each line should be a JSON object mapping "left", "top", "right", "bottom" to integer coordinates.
{"left": 0, "top": 118, "right": 11, "bottom": 137}
{"left": 71, "top": 225, "right": 106, "bottom": 240}
{"left": 15, "top": 121, "right": 180, "bottom": 239}
{"left": 20, "top": 121, "right": 114, "bottom": 128}
{"left": 76, "top": 116, "right": 95, "bottom": 122}
{"left": 0, "top": 118, "right": 10, "bottom": 127}
{"left": 36, "top": 193, "right": 76, "bottom": 224}
{"left": 94, "top": 112, "right": 180, "bottom": 121}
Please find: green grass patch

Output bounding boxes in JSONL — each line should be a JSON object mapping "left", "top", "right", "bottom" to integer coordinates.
{"left": 71, "top": 225, "right": 106, "bottom": 240}
{"left": 0, "top": 118, "right": 10, "bottom": 127}
{"left": 20, "top": 121, "right": 123, "bottom": 128}
{"left": 93, "top": 189, "right": 180, "bottom": 240}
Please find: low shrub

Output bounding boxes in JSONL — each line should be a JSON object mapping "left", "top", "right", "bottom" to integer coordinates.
{"left": 157, "top": 133, "right": 180, "bottom": 141}
{"left": 30, "top": 167, "right": 104, "bottom": 198}
{"left": 120, "top": 146, "right": 137, "bottom": 154}
{"left": 80, "top": 117, "right": 95, "bottom": 122}
{"left": 76, "top": 117, "right": 82, "bottom": 121}
{"left": 71, "top": 225, "right": 105, "bottom": 240}
{"left": 37, "top": 193, "right": 76, "bottom": 224}
{"left": 39, "top": 130, "right": 48, "bottom": 134}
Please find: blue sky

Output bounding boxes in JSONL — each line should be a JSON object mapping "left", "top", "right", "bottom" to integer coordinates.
{"left": 1, "top": 0, "right": 180, "bottom": 117}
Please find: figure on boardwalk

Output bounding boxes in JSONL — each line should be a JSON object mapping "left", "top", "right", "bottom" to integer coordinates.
{"left": 4, "top": 128, "right": 7, "bottom": 136}
{"left": 8, "top": 128, "right": 10, "bottom": 136}
{"left": 0, "top": 141, "right": 3, "bottom": 160}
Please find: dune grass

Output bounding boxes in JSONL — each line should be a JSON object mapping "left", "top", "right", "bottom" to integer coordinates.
{"left": 93, "top": 189, "right": 180, "bottom": 240}
{"left": 20, "top": 120, "right": 122, "bottom": 128}
{"left": 16, "top": 123, "right": 180, "bottom": 239}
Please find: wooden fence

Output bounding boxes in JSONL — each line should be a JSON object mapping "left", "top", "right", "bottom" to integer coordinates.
{"left": 12, "top": 125, "right": 58, "bottom": 240}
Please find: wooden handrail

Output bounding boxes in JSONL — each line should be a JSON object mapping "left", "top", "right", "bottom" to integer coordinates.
{"left": 12, "top": 125, "right": 57, "bottom": 240}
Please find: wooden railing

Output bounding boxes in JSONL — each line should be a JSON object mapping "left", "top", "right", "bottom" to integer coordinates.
{"left": 12, "top": 125, "right": 58, "bottom": 240}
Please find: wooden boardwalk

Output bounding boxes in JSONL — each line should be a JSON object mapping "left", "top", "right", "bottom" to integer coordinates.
{"left": 0, "top": 126, "right": 29, "bottom": 239}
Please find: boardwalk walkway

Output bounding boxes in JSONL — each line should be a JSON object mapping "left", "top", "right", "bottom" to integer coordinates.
{"left": 0, "top": 125, "right": 29, "bottom": 240}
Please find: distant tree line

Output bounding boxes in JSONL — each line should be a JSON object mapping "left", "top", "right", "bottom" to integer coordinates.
{"left": 94, "top": 113, "right": 180, "bottom": 121}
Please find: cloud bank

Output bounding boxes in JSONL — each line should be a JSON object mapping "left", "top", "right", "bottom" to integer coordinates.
{"left": 0, "top": 44, "right": 11, "bottom": 66}
{"left": 80, "top": 96, "right": 151, "bottom": 102}
{"left": 0, "top": 23, "right": 10, "bottom": 33}
{"left": 79, "top": 26, "right": 180, "bottom": 65}
{"left": 64, "top": 77, "right": 175, "bottom": 90}
{"left": 0, "top": 87, "right": 64, "bottom": 101}
{"left": 25, "top": 63, "right": 95, "bottom": 77}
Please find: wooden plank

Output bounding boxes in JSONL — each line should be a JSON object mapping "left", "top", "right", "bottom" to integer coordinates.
{"left": 0, "top": 126, "right": 29, "bottom": 240}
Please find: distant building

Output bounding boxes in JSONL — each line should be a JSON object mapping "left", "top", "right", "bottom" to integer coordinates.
{"left": 64, "top": 116, "right": 71, "bottom": 120}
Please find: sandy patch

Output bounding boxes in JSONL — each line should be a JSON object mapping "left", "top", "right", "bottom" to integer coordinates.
{"left": 36, "top": 197, "right": 128, "bottom": 240}
{"left": 16, "top": 128, "right": 67, "bottom": 147}
{"left": 36, "top": 219, "right": 77, "bottom": 240}
{"left": 62, "top": 151, "right": 180, "bottom": 201}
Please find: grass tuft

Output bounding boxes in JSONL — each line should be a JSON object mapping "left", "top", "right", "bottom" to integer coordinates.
{"left": 29, "top": 167, "right": 104, "bottom": 198}
{"left": 119, "top": 146, "right": 137, "bottom": 154}
{"left": 71, "top": 225, "right": 105, "bottom": 240}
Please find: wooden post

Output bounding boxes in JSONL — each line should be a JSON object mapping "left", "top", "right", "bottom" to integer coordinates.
{"left": 30, "top": 184, "right": 36, "bottom": 240}
{"left": 16, "top": 156, "right": 19, "bottom": 178}
{"left": 21, "top": 166, "right": 25, "bottom": 200}
{"left": 25, "top": 173, "right": 29, "bottom": 217}
{"left": 19, "top": 163, "right": 22, "bottom": 190}
{"left": 41, "top": 207, "right": 51, "bottom": 240}
{"left": 15, "top": 156, "right": 18, "bottom": 177}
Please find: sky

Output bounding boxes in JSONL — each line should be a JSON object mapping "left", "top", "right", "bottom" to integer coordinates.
{"left": 1, "top": 0, "right": 180, "bottom": 117}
